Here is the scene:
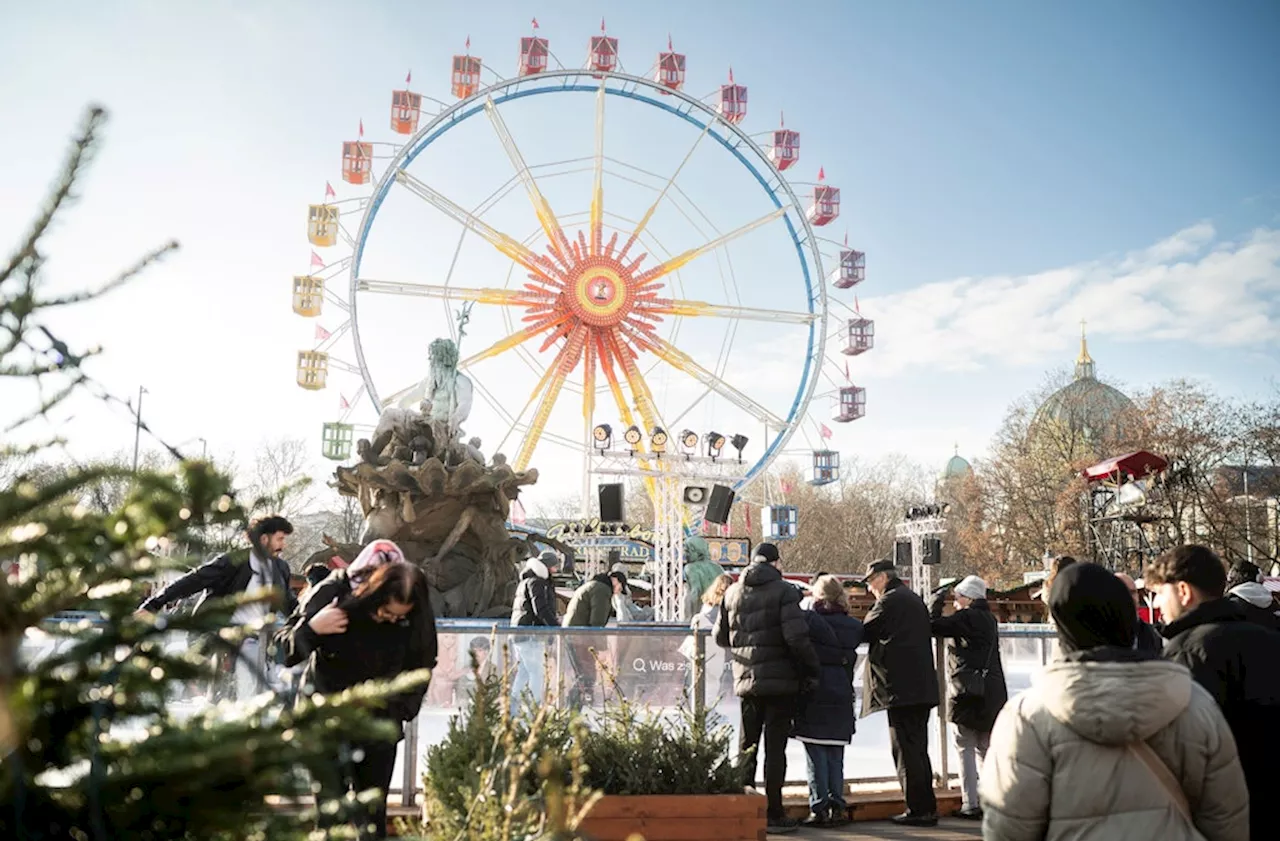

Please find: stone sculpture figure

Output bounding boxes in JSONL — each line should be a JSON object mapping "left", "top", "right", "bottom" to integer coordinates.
{"left": 392, "top": 338, "right": 474, "bottom": 438}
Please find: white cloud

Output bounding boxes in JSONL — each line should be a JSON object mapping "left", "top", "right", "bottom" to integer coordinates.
{"left": 860, "top": 224, "right": 1280, "bottom": 377}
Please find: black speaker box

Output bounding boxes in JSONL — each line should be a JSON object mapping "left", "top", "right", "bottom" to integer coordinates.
{"left": 598, "top": 483, "right": 624, "bottom": 522}
{"left": 922, "top": 537, "right": 942, "bottom": 565}
{"left": 894, "top": 539, "right": 912, "bottom": 566}
{"left": 704, "top": 484, "right": 735, "bottom": 525}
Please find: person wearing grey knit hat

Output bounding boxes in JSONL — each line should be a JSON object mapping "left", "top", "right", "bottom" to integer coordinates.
{"left": 926, "top": 573, "right": 1006, "bottom": 820}
{"left": 953, "top": 575, "right": 987, "bottom": 601}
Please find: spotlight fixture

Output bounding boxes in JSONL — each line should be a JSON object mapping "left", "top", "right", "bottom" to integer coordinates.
{"left": 650, "top": 427, "right": 668, "bottom": 454}
{"left": 705, "top": 431, "right": 726, "bottom": 460}
{"left": 592, "top": 423, "right": 613, "bottom": 451}
{"left": 905, "top": 503, "right": 949, "bottom": 521}
{"left": 680, "top": 429, "right": 699, "bottom": 456}
{"left": 623, "top": 425, "right": 643, "bottom": 452}
{"left": 730, "top": 434, "right": 748, "bottom": 462}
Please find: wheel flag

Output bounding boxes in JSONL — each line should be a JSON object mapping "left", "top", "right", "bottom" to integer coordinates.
{"left": 310, "top": 250, "right": 325, "bottom": 269}
{"left": 668, "top": 33, "right": 673, "bottom": 51}
{"left": 405, "top": 69, "right": 412, "bottom": 85}
{"left": 854, "top": 295, "right": 860, "bottom": 313}
{"left": 465, "top": 35, "right": 470, "bottom": 50}
{"left": 818, "top": 166, "right": 825, "bottom": 181}
{"left": 844, "top": 359, "right": 850, "bottom": 381}
{"left": 358, "top": 119, "right": 364, "bottom": 138}
{"left": 600, "top": 17, "right": 605, "bottom": 32}
{"left": 339, "top": 393, "right": 350, "bottom": 410}
{"left": 324, "top": 181, "right": 336, "bottom": 200}
{"left": 843, "top": 232, "right": 848, "bottom": 248}
{"left": 531, "top": 17, "right": 538, "bottom": 29}
{"left": 745, "top": 506, "right": 752, "bottom": 534}
{"left": 780, "top": 110, "right": 785, "bottom": 128}
{"left": 820, "top": 422, "right": 833, "bottom": 440}
{"left": 315, "top": 324, "right": 331, "bottom": 341}
{"left": 728, "top": 66, "right": 734, "bottom": 84}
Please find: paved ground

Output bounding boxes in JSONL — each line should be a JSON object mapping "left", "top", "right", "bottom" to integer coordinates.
{"left": 772, "top": 817, "right": 983, "bottom": 839}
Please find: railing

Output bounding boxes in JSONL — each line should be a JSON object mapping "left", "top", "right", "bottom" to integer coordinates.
{"left": 26, "top": 613, "right": 1059, "bottom": 801}
{"left": 391, "top": 620, "right": 1060, "bottom": 802}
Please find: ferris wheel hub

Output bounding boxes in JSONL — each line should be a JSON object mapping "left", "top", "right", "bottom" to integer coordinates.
{"left": 566, "top": 258, "right": 638, "bottom": 326}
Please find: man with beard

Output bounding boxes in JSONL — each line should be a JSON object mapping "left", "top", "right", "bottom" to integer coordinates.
{"left": 138, "top": 516, "right": 296, "bottom": 699}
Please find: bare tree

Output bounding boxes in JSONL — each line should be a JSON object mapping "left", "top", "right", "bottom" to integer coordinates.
{"left": 237, "top": 436, "right": 315, "bottom": 519}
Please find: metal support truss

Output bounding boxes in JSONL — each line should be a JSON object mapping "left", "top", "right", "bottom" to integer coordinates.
{"left": 895, "top": 515, "right": 947, "bottom": 594}
{"left": 589, "top": 452, "right": 748, "bottom": 620}
{"left": 652, "top": 473, "right": 686, "bottom": 623}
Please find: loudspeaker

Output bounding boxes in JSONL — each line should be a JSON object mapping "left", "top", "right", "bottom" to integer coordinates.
{"left": 683, "top": 486, "right": 708, "bottom": 505}
{"left": 704, "top": 484, "right": 735, "bottom": 525}
{"left": 922, "top": 538, "right": 942, "bottom": 566}
{"left": 894, "top": 539, "right": 912, "bottom": 566}
{"left": 598, "top": 483, "right": 624, "bottom": 522}
{"left": 607, "top": 549, "right": 621, "bottom": 570}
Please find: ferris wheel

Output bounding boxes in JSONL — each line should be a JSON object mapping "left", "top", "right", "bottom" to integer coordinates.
{"left": 292, "top": 21, "right": 873, "bottom": 544}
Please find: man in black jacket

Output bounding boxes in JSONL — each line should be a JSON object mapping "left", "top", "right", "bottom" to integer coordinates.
{"left": 715, "top": 542, "right": 819, "bottom": 834}
{"left": 862, "top": 559, "right": 939, "bottom": 827}
{"left": 1225, "top": 560, "right": 1280, "bottom": 631}
{"left": 1148, "top": 545, "right": 1280, "bottom": 841}
{"left": 138, "top": 516, "right": 296, "bottom": 699}
{"left": 509, "top": 550, "right": 560, "bottom": 703}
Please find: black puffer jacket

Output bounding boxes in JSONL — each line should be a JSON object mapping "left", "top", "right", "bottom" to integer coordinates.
{"left": 510, "top": 558, "right": 558, "bottom": 627}
{"left": 863, "top": 577, "right": 938, "bottom": 714}
{"left": 1162, "top": 596, "right": 1280, "bottom": 841}
{"left": 1226, "top": 582, "right": 1280, "bottom": 632}
{"left": 793, "top": 603, "right": 863, "bottom": 743}
{"left": 714, "top": 562, "right": 819, "bottom": 697}
{"left": 928, "top": 596, "right": 1007, "bottom": 732}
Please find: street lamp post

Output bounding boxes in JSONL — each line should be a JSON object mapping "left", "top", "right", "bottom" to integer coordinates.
{"left": 131, "top": 385, "right": 147, "bottom": 474}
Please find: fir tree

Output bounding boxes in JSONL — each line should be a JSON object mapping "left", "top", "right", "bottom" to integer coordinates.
{"left": 0, "top": 106, "right": 427, "bottom": 841}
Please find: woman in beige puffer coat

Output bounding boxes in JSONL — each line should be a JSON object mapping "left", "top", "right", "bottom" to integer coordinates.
{"left": 981, "top": 563, "right": 1248, "bottom": 841}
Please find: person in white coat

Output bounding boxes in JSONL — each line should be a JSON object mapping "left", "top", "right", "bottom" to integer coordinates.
{"left": 981, "top": 562, "right": 1249, "bottom": 841}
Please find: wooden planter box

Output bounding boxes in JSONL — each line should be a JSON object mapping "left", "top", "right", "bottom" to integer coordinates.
{"left": 578, "top": 793, "right": 766, "bottom": 841}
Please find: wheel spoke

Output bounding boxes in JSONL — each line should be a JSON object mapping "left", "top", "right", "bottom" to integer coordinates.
{"left": 460, "top": 312, "right": 573, "bottom": 369}
{"left": 357, "top": 278, "right": 554, "bottom": 306}
{"left": 514, "top": 326, "right": 588, "bottom": 471}
{"left": 618, "top": 120, "right": 713, "bottom": 262}
{"left": 395, "top": 169, "right": 562, "bottom": 280}
{"left": 622, "top": 327, "right": 787, "bottom": 429}
{"left": 647, "top": 298, "right": 815, "bottom": 324}
{"left": 633, "top": 207, "right": 789, "bottom": 289}
{"left": 590, "top": 80, "right": 606, "bottom": 257}
{"left": 603, "top": 330, "right": 665, "bottom": 435}
{"left": 484, "top": 97, "right": 574, "bottom": 266}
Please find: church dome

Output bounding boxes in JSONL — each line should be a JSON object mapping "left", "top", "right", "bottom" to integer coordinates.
{"left": 1033, "top": 326, "right": 1134, "bottom": 441}
{"left": 941, "top": 448, "right": 972, "bottom": 479}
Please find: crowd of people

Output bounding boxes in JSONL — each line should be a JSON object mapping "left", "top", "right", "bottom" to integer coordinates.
{"left": 711, "top": 543, "right": 1279, "bottom": 838}
{"left": 138, "top": 517, "right": 1280, "bottom": 840}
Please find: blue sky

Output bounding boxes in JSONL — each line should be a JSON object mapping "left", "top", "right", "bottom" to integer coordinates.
{"left": 1, "top": 0, "right": 1277, "bottom": 508}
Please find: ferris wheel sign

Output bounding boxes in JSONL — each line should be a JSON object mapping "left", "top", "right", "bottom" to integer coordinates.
{"left": 292, "top": 20, "right": 874, "bottom": 504}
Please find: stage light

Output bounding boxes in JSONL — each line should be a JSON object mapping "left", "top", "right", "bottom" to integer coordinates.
{"left": 705, "top": 431, "right": 726, "bottom": 459}
{"left": 624, "top": 425, "right": 643, "bottom": 452}
{"left": 650, "top": 427, "right": 668, "bottom": 454}
{"left": 680, "top": 429, "right": 699, "bottom": 455}
{"left": 730, "top": 434, "right": 748, "bottom": 461}
{"left": 592, "top": 423, "right": 612, "bottom": 450}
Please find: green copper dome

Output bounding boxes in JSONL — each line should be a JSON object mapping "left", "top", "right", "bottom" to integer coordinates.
{"left": 1033, "top": 326, "right": 1134, "bottom": 441}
